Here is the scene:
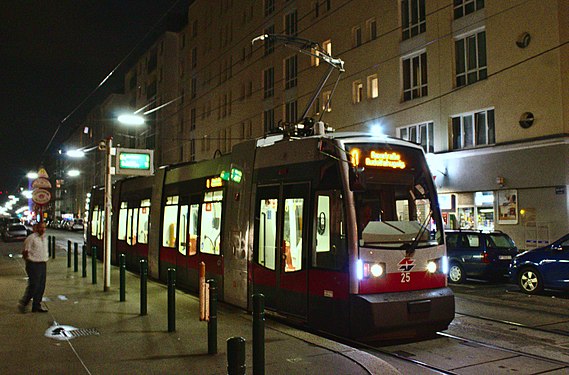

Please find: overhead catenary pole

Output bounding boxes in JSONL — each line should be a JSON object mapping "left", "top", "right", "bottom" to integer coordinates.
{"left": 103, "top": 137, "right": 113, "bottom": 291}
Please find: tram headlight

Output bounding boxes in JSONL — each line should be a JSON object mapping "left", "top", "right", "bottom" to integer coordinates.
{"left": 370, "top": 263, "right": 384, "bottom": 277}
{"left": 426, "top": 260, "right": 437, "bottom": 273}
{"left": 426, "top": 256, "right": 448, "bottom": 274}
{"left": 360, "top": 261, "right": 386, "bottom": 279}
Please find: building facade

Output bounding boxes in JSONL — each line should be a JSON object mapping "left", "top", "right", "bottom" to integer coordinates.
{"left": 62, "top": 0, "right": 568, "bottom": 248}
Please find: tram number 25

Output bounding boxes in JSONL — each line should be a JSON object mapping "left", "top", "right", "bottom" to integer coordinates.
{"left": 400, "top": 272, "right": 411, "bottom": 283}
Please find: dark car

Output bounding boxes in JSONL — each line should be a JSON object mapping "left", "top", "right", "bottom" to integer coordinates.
{"left": 446, "top": 230, "right": 518, "bottom": 283}
{"left": 509, "top": 233, "right": 569, "bottom": 294}
{"left": 2, "top": 224, "right": 28, "bottom": 242}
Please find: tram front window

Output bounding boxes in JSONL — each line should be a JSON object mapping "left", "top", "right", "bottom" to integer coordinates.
{"left": 356, "top": 180, "right": 441, "bottom": 249}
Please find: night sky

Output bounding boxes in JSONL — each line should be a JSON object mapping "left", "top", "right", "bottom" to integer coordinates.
{"left": 0, "top": 1, "right": 189, "bottom": 201}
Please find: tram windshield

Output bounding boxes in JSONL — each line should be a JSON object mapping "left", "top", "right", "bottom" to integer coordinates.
{"left": 346, "top": 143, "right": 443, "bottom": 249}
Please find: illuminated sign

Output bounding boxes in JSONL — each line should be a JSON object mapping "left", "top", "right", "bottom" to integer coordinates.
{"left": 206, "top": 177, "right": 223, "bottom": 188}
{"left": 365, "top": 151, "right": 406, "bottom": 169}
{"left": 220, "top": 168, "right": 243, "bottom": 183}
{"left": 115, "top": 148, "right": 154, "bottom": 176}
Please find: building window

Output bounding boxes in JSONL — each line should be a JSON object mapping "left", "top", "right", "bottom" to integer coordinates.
{"left": 264, "top": 0, "right": 275, "bottom": 17}
{"left": 454, "top": 0, "right": 484, "bottom": 19}
{"left": 263, "top": 67, "right": 274, "bottom": 98}
{"left": 367, "top": 74, "right": 379, "bottom": 99}
{"left": 353, "top": 26, "right": 362, "bottom": 47}
{"left": 314, "top": 1, "right": 320, "bottom": 17}
{"left": 352, "top": 81, "right": 363, "bottom": 103}
{"left": 401, "top": 0, "right": 426, "bottom": 40}
{"left": 191, "top": 77, "right": 197, "bottom": 99}
{"left": 285, "top": 10, "right": 298, "bottom": 36}
{"left": 451, "top": 108, "right": 495, "bottom": 150}
{"left": 367, "top": 18, "right": 377, "bottom": 41}
{"left": 264, "top": 25, "right": 275, "bottom": 55}
{"left": 190, "top": 108, "right": 196, "bottom": 130}
{"left": 285, "top": 55, "right": 297, "bottom": 89}
{"left": 264, "top": 108, "right": 275, "bottom": 133}
{"left": 191, "top": 47, "right": 197, "bottom": 68}
{"left": 455, "top": 30, "right": 487, "bottom": 87}
{"left": 285, "top": 100, "right": 297, "bottom": 123}
{"left": 402, "top": 51, "right": 427, "bottom": 101}
{"left": 398, "top": 121, "right": 434, "bottom": 153}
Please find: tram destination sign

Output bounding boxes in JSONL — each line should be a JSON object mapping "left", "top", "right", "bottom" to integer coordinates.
{"left": 115, "top": 148, "right": 154, "bottom": 176}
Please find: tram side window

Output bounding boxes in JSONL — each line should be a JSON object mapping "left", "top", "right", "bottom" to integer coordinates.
{"left": 118, "top": 202, "right": 128, "bottom": 241}
{"left": 178, "top": 205, "right": 188, "bottom": 255}
{"left": 188, "top": 204, "right": 199, "bottom": 256}
{"left": 200, "top": 190, "right": 223, "bottom": 255}
{"left": 258, "top": 198, "right": 278, "bottom": 270}
{"left": 98, "top": 211, "right": 105, "bottom": 240}
{"left": 283, "top": 198, "right": 303, "bottom": 272}
{"left": 91, "top": 207, "right": 99, "bottom": 237}
{"left": 138, "top": 200, "right": 150, "bottom": 244}
{"left": 313, "top": 190, "right": 347, "bottom": 270}
{"left": 162, "top": 196, "right": 179, "bottom": 248}
{"left": 127, "top": 208, "right": 138, "bottom": 245}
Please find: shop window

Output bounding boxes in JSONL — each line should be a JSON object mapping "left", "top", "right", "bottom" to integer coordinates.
{"left": 118, "top": 202, "right": 128, "bottom": 240}
{"left": 313, "top": 190, "right": 347, "bottom": 270}
{"left": 162, "top": 196, "right": 179, "bottom": 248}
{"left": 258, "top": 198, "right": 278, "bottom": 270}
{"left": 200, "top": 190, "right": 223, "bottom": 255}
{"left": 138, "top": 200, "right": 150, "bottom": 244}
{"left": 178, "top": 205, "right": 189, "bottom": 255}
{"left": 283, "top": 198, "right": 303, "bottom": 272}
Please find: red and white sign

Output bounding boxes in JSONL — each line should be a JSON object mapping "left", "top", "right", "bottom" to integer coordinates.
{"left": 32, "top": 188, "right": 51, "bottom": 206}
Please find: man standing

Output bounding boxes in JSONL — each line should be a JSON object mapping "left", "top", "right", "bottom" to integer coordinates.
{"left": 18, "top": 222, "right": 49, "bottom": 313}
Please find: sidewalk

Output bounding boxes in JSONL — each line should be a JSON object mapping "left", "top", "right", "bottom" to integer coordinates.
{"left": 0, "top": 241, "right": 399, "bottom": 374}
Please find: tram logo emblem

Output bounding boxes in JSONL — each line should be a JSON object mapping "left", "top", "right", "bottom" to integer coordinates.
{"left": 398, "top": 257, "right": 415, "bottom": 272}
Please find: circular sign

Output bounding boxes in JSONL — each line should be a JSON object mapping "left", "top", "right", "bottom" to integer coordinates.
{"left": 32, "top": 177, "right": 52, "bottom": 189}
{"left": 32, "top": 189, "right": 52, "bottom": 206}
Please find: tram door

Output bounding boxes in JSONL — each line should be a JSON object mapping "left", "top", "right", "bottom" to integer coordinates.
{"left": 255, "top": 183, "right": 309, "bottom": 318}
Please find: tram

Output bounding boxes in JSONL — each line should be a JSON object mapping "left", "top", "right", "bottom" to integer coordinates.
{"left": 87, "top": 127, "right": 454, "bottom": 340}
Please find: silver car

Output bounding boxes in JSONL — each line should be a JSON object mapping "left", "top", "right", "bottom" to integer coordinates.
{"left": 2, "top": 224, "right": 28, "bottom": 242}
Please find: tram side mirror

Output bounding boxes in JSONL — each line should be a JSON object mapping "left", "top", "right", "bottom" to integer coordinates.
{"left": 212, "top": 218, "right": 220, "bottom": 230}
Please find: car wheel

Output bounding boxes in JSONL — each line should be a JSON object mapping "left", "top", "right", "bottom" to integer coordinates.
{"left": 518, "top": 268, "right": 543, "bottom": 294}
{"left": 448, "top": 263, "right": 465, "bottom": 283}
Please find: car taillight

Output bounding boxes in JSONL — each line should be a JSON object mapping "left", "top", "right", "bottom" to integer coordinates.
{"left": 482, "top": 251, "right": 490, "bottom": 263}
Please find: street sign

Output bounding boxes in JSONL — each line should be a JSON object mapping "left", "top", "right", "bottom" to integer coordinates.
{"left": 114, "top": 148, "right": 154, "bottom": 176}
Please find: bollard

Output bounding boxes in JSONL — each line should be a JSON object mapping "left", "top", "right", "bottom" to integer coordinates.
{"left": 119, "top": 254, "right": 126, "bottom": 302}
{"left": 168, "top": 268, "right": 176, "bottom": 332}
{"left": 208, "top": 279, "right": 218, "bottom": 354}
{"left": 51, "top": 236, "right": 56, "bottom": 259}
{"left": 253, "top": 294, "right": 265, "bottom": 375}
{"left": 82, "top": 245, "right": 87, "bottom": 277}
{"left": 67, "top": 240, "right": 71, "bottom": 268}
{"left": 73, "top": 242, "right": 78, "bottom": 272}
{"left": 227, "top": 337, "right": 246, "bottom": 375}
{"left": 140, "top": 259, "right": 147, "bottom": 316}
{"left": 91, "top": 246, "right": 97, "bottom": 284}
{"left": 48, "top": 235, "right": 52, "bottom": 257}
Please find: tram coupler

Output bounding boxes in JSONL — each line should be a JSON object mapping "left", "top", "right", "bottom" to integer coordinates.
{"left": 67, "top": 240, "right": 71, "bottom": 268}
{"left": 167, "top": 268, "right": 176, "bottom": 332}
{"left": 73, "top": 242, "right": 78, "bottom": 272}
{"left": 140, "top": 259, "right": 147, "bottom": 316}
{"left": 91, "top": 246, "right": 97, "bottom": 284}
{"left": 82, "top": 245, "right": 87, "bottom": 278}
{"left": 119, "top": 254, "right": 126, "bottom": 302}
{"left": 207, "top": 278, "right": 217, "bottom": 354}
{"left": 253, "top": 293, "right": 265, "bottom": 375}
{"left": 227, "top": 336, "right": 246, "bottom": 375}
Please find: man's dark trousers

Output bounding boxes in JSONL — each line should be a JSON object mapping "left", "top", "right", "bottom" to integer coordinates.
{"left": 22, "top": 261, "right": 47, "bottom": 310}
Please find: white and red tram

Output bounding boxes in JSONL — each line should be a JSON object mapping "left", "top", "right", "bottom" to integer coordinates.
{"left": 87, "top": 131, "right": 454, "bottom": 340}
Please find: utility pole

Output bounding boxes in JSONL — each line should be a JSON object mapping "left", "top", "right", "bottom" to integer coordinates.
{"left": 103, "top": 137, "right": 113, "bottom": 292}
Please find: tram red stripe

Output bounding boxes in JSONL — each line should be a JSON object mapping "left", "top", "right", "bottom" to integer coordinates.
{"left": 359, "top": 272, "right": 446, "bottom": 294}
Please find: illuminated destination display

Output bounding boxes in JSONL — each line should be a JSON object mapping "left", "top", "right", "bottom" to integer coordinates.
{"left": 350, "top": 149, "right": 406, "bottom": 170}
{"left": 114, "top": 148, "right": 154, "bottom": 176}
{"left": 118, "top": 152, "right": 150, "bottom": 170}
{"left": 206, "top": 177, "right": 223, "bottom": 188}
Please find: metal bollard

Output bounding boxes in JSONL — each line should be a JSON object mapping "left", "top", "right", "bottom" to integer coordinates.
{"left": 140, "top": 259, "right": 147, "bottom": 316}
{"left": 168, "top": 268, "right": 176, "bottom": 332}
{"left": 227, "top": 337, "right": 246, "bottom": 375}
{"left": 73, "top": 242, "right": 78, "bottom": 272}
{"left": 91, "top": 246, "right": 97, "bottom": 284}
{"left": 82, "top": 245, "right": 87, "bottom": 278}
{"left": 48, "top": 235, "right": 52, "bottom": 257}
{"left": 51, "top": 236, "right": 56, "bottom": 259}
{"left": 208, "top": 278, "right": 218, "bottom": 354}
{"left": 119, "top": 254, "right": 126, "bottom": 302}
{"left": 67, "top": 240, "right": 71, "bottom": 268}
{"left": 253, "top": 294, "right": 265, "bottom": 375}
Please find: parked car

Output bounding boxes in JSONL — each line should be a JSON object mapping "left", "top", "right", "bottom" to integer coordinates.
{"left": 70, "top": 219, "right": 84, "bottom": 231}
{"left": 446, "top": 230, "right": 519, "bottom": 283}
{"left": 2, "top": 224, "right": 28, "bottom": 242}
{"left": 509, "top": 233, "right": 569, "bottom": 294}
